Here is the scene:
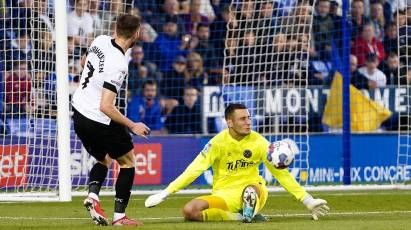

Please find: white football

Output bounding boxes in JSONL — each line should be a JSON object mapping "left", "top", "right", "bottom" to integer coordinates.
{"left": 267, "top": 141, "right": 295, "bottom": 169}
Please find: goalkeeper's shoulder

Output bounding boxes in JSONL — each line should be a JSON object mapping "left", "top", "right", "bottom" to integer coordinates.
{"left": 208, "top": 129, "right": 229, "bottom": 145}
{"left": 250, "top": 131, "right": 270, "bottom": 145}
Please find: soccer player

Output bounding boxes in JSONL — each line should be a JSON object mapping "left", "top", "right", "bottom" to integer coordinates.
{"left": 72, "top": 14, "right": 150, "bottom": 226}
{"left": 145, "top": 104, "right": 329, "bottom": 222}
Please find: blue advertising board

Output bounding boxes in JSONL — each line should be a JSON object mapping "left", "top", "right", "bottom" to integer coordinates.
{"left": 2, "top": 134, "right": 409, "bottom": 189}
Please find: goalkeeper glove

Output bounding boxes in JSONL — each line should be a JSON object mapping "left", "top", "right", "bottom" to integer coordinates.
{"left": 145, "top": 190, "right": 169, "bottom": 208}
{"left": 302, "top": 194, "right": 330, "bottom": 220}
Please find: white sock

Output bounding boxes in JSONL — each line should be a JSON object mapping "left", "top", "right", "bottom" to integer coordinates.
{"left": 114, "top": 212, "right": 125, "bottom": 221}
{"left": 88, "top": 192, "right": 99, "bottom": 202}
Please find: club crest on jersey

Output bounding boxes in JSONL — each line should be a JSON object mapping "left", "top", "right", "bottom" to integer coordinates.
{"left": 243, "top": 149, "right": 252, "bottom": 158}
{"left": 200, "top": 143, "right": 211, "bottom": 157}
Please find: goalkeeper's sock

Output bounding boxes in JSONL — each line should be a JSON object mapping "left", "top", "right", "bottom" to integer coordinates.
{"left": 201, "top": 208, "right": 242, "bottom": 221}
{"left": 114, "top": 167, "right": 134, "bottom": 214}
{"left": 88, "top": 162, "right": 108, "bottom": 197}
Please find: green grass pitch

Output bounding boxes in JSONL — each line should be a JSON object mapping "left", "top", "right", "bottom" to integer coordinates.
{"left": 0, "top": 190, "right": 410, "bottom": 229}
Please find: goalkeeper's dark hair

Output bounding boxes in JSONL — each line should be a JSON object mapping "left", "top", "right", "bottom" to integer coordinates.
{"left": 116, "top": 14, "right": 141, "bottom": 39}
{"left": 225, "top": 104, "right": 247, "bottom": 119}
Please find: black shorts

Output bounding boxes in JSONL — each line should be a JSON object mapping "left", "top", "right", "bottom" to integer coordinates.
{"left": 72, "top": 108, "right": 134, "bottom": 161}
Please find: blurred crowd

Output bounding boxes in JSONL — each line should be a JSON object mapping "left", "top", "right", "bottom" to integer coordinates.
{"left": 0, "top": 0, "right": 410, "bottom": 135}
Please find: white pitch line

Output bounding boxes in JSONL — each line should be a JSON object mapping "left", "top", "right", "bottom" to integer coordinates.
{"left": 0, "top": 211, "right": 410, "bottom": 221}
{"left": 129, "top": 191, "right": 411, "bottom": 201}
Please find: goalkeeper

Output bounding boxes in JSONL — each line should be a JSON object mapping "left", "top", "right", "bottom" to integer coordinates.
{"left": 145, "top": 104, "right": 329, "bottom": 222}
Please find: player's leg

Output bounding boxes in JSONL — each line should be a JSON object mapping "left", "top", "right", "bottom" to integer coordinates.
{"left": 182, "top": 195, "right": 242, "bottom": 222}
{"left": 242, "top": 183, "right": 268, "bottom": 223}
{"left": 88, "top": 155, "right": 112, "bottom": 200}
{"left": 83, "top": 154, "right": 111, "bottom": 226}
{"left": 111, "top": 150, "right": 143, "bottom": 226}
{"left": 73, "top": 109, "right": 110, "bottom": 225}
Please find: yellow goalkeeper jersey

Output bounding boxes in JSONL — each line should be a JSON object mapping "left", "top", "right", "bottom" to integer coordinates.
{"left": 165, "top": 129, "right": 307, "bottom": 201}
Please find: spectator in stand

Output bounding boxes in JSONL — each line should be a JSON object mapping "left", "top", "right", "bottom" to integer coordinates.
{"left": 10, "top": 0, "right": 31, "bottom": 35}
{"left": 385, "top": 0, "right": 406, "bottom": 19}
{"left": 180, "top": 0, "right": 215, "bottom": 22}
{"left": 265, "top": 33, "right": 298, "bottom": 85}
{"left": 127, "top": 80, "right": 164, "bottom": 132}
{"left": 383, "top": 22, "right": 399, "bottom": 55}
{"left": 5, "top": 61, "right": 31, "bottom": 115}
{"left": 351, "top": 0, "right": 370, "bottom": 39}
{"left": 154, "top": 14, "right": 189, "bottom": 72}
{"left": 101, "top": 0, "right": 125, "bottom": 35}
{"left": 210, "top": 4, "right": 236, "bottom": 49}
{"left": 191, "top": 23, "right": 221, "bottom": 83}
{"left": 312, "top": 0, "right": 334, "bottom": 60}
{"left": 180, "top": 0, "right": 209, "bottom": 35}
{"left": 370, "top": 1, "right": 385, "bottom": 40}
{"left": 210, "top": 5, "right": 237, "bottom": 69}
{"left": 31, "top": 0, "right": 55, "bottom": 76}
{"left": 394, "top": 10, "right": 409, "bottom": 64}
{"left": 280, "top": 1, "right": 312, "bottom": 36}
{"left": 237, "top": 0, "right": 255, "bottom": 33}
{"left": 161, "top": 55, "right": 188, "bottom": 103}
{"left": 186, "top": 52, "right": 208, "bottom": 90}
{"left": 352, "top": 23, "right": 385, "bottom": 66}
{"left": 128, "top": 45, "right": 159, "bottom": 97}
{"left": 379, "top": 53, "right": 407, "bottom": 85}
{"left": 67, "top": 0, "right": 94, "bottom": 50}
{"left": 231, "top": 30, "right": 262, "bottom": 85}
{"left": 165, "top": 86, "right": 202, "bottom": 134}
{"left": 256, "top": 1, "right": 277, "bottom": 45}
{"left": 349, "top": 54, "right": 371, "bottom": 89}
{"left": 88, "top": 0, "right": 104, "bottom": 36}
{"left": 223, "top": 38, "right": 238, "bottom": 84}
{"left": 6, "top": 31, "right": 32, "bottom": 70}
{"left": 358, "top": 53, "right": 386, "bottom": 88}
{"left": 128, "top": 7, "right": 158, "bottom": 43}
{"left": 67, "top": 36, "right": 81, "bottom": 61}
{"left": 133, "top": 0, "right": 159, "bottom": 18}
{"left": 308, "top": 58, "right": 332, "bottom": 86}
{"left": 151, "top": 0, "right": 186, "bottom": 37}
{"left": 328, "top": 0, "right": 343, "bottom": 49}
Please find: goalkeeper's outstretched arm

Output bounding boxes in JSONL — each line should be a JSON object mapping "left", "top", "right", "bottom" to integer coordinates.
{"left": 145, "top": 143, "right": 217, "bottom": 208}
{"left": 263, "top": 139, "right": 330, "bottom": 220}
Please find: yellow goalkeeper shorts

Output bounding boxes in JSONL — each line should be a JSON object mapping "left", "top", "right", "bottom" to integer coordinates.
{"left": 197, "top": 182, "right": 268, "bottom": 213}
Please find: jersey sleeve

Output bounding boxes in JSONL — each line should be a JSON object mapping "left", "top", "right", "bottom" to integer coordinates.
{"left": 102, "top": 66, "right": 127, "bottom": 94}
{"left": 263, "top": 154, "right": 307, "bottom": 201}
{"left": 165, "top": 141, "right": 218, "bottom": 194}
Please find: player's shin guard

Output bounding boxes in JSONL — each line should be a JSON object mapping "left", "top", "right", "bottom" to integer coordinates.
{"left": 114, "top": 167, "right": 135, "bottom": 214}
{"left": 89, "top": 162, "right": 108, "bottom": 197}
{"left": 201, "top": 209, "right": 242, "bottom": 222}
{"left": 242, "top": 186, "right": 260, "bottom": 223}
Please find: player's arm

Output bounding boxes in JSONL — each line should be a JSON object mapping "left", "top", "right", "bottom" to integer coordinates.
{"left": 262, "top": 139, "right": 330, "bottom": 220}
{"left": 100, "top": 87, "right": 150, "bottom": 138}
{"left": 145, "top": 142, "right": 217, "bottom": 208}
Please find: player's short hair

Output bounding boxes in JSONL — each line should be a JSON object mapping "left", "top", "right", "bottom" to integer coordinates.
{"left": 116, "top": 14, "right": 141, "bottom": 39}
{"left": 225, "top": 103, "right": 247, "bottom": 119}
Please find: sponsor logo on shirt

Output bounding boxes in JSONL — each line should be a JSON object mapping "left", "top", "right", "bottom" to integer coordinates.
{"left": 226, "top": 159, "right": 255, "bottom": 172}
{"left": 110, "top": 71, "right": 127, "bottom": 87}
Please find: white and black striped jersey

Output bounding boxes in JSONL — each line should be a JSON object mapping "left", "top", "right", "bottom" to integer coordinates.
{"left": 72, "top": 35, "right": 129, "bottom": 125}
